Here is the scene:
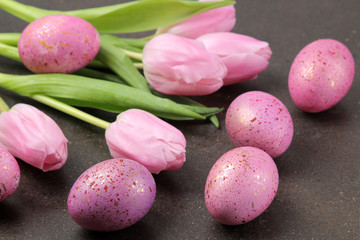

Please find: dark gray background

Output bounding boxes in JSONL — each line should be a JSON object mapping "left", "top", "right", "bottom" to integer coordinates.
{"left": 0, "top": 0, "right": 359, "bottom": 239}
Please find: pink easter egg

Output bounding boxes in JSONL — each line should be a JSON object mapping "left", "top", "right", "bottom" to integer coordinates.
{"left": 205, "top": 146, "right": 279, "bottom": 225}
{"left": 67, "top": 158, "right": 156, "bottom": 232}
{"left": 18, "top": 14, "right": 100, "bottom": 73}
{"left": 225, "top": 91, "right": 293, "bottom": 158}
{"left": 288, "top": 39, "right": 355, "bottom": 112}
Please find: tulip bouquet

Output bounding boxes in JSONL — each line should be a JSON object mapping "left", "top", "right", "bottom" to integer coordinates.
{"left": 0, "top": 1, "right": 271, "bottom": 178}
{"left": 0, "top": 0, "right": 279, "bottom": 232}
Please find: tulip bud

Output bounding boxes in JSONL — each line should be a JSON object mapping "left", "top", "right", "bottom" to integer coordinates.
{"left": 0, "top": 104, "right": 68, "bottom": 171}
{"left": 197, "top": 32, "right": 272, "bottom": 85}
{"left": 105, "top": 109, "right": 186, "bottom": 174}
{"left": 157, "top": 0, "right": 236, "bottom": 39}
{"left": 143, "top": 33, "right": 226, "bottom": 96}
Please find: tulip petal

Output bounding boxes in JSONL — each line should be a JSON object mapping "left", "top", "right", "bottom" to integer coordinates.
{"left": 198, "top": 32, "right": 270, "bottom": 57}
{"left": 221, "top": 53, "right": 270, "bottom": 85}
{"left": 197, "top": 32, "right": 272, "bottom": 85}
{"left": 143, "top": 34, "right": 226, "bottom": 95}
{"left": 157, "top": 1, "right": 236, "bottom": 39}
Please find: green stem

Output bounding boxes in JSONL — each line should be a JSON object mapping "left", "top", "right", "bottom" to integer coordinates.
{"left": 121, "top": 48, "right": 143, "bottom": 61}
{"left": 0, "top": 96, "right": 10, "bottom": 113}
{"left": 0, "top": 42, "right": 21, "bottom": 62}
{"left": 133, "top": 62, "right": 144, "bottom": 69}
{"left": 32, "top": 94, "right": 110, "bottom": 129}
{"left": 0, "top": 33, "right": 21, "bottom": 46}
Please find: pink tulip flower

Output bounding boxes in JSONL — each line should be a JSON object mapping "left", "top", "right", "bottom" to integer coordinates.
{"left": 157, "top": 0, "right": 236, "bottom": 39}
{"left": 143, "top": 33, "right": 227, "bottom": 96}
{"left": 197, "top": 32, "right": 272, "bottom": 85}
{"left": 0, "top": 104, "right": 68, "bottom": 172}
{"left": 105, "top": 109, "right": 186, "bottom": 174}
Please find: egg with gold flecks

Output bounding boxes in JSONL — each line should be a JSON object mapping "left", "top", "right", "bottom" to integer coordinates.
{"left": 18, "top": 14, "right": 100, "bottom": 74}
{"left": 204, "top": 147, "right": 278, "bottom": 225}
{"left": 225, "top": 91, "right": 293, "bottom": 158}
{"left": 288, "top": 39, "right": 355, "bottom": 113}
{"left": 67, "top": 158, "right": 156, "bottom": 232}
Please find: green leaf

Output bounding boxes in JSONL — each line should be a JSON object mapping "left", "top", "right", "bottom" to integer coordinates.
{"left": 151, "top": 90, "right": 222, "bottom": 127}
{"left": 69, "top": 0, "right": 235, "bottom": 33}
{"left": 116, "top": 37, "right": 148, "bottom": 51}
{"left": 0, "top": 0, "right": 235, "bottom": 33}
{"left": 0, "top": 0, "right": 60, "bottom": 23}
{"left": 0, "top": 72, "right": 205, "bottom": 120}
{"left": 209, "top": 115, "right": 220, "bottom": 128}
{"left": 96, "top": 37, "right": 151, "bottom": 92}
{"left": 100, "top": 34, "right": 145, "bottom": 53}
{"left": 75, "top": 68, "right": 127, "bottom": 85}
{"left": 74, "top": 67, "right": 223, "bottom": 120}
{"left": 151, "top": 91, "right": 222, "bottom": 116}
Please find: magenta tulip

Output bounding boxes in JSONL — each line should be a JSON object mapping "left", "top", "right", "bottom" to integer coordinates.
{"left": 0, "top": 104, "right": 68, "bottom": 171}
{"left": 105, "top": 109, "right": 186, "bottom": 174}
{"left": 143, "top": 33, "right": 226, "bottom": 96}
{"left": 157, "top": 0, "right": 236, "bottom": 39}
{"left": 197, "top": 32, "right": 272, "bottom": 85}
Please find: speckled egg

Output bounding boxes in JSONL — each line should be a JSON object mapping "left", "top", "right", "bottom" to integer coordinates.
{"left": 288, "top": 39, "right": 355, "bottom": 112}
{"left": 0, "top": 145, "right": 20, "bottom": 202}
{"left": 204, "top": 146, "right": 279, "bottom": 225}
{"left": 225, "top": 91, "right": 293, "bottom": 158}
{"left": 18, "top": 14, "right": 100, "bottom": 73}
{"left": 67, "top": 158, "right": 156, "bottom": 232}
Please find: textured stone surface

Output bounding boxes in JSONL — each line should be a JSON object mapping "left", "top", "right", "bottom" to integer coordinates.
{"left": 0, "top": 0, "right": 359, "bottom": 239}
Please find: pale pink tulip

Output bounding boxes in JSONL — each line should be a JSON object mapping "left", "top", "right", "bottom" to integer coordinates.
{"left": 157, "top": 0, "right": 236, "bottom": 39}
{"left": 0, "top": 104, "right": 68, "bottom": 171}
{"left": 105, "top": 109, "right": 186, "bottom": 174}
{"left": 143, "top": 33, "right": 226, "bottom": 96}
{"left": 197, "top": 32, "right": 272, "bottom": 85}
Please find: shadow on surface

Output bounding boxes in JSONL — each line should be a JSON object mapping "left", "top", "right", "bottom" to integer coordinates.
{"left": 0, "top": 201, "right": 21, "bottom": 224}
{"left": 79, "top": 221, "right": 155, "bottom": 240}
